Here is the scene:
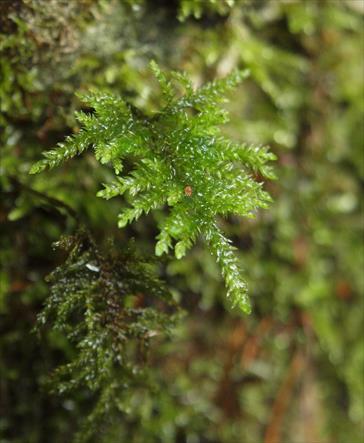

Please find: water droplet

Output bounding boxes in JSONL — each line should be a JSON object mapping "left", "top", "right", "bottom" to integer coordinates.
{"left": 86, "top": 263, "right": 100, "bottom": 273}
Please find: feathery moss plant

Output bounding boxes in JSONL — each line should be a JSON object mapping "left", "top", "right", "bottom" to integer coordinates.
{"left": 31, "top": 61, "right": 276, "bottom": 313}
{"left": 37, "top": 230, "right": 179, "bottom": 442}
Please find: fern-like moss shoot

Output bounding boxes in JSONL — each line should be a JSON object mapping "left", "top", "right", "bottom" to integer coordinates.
{"left": 31, "top": 62, "right": 276, "bottom": 313}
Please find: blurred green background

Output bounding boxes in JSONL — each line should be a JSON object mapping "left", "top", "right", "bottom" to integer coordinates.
{"left": 0, "top": 1, "right": 363, "bottom": 442}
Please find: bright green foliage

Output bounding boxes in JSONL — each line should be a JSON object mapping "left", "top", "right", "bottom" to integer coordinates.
{"left": 178, "top": 0, "right": 236, "bottom": 21}
{"left": 37, "top": 230, "right": 179, "bottom": 442}
{"left": 31, "top": 62, "right": 275, "bottom": 313}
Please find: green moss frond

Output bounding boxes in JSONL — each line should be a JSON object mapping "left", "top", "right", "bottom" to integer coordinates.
{"left": 31, "top": 62, "right": 275, "bottom": 313}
